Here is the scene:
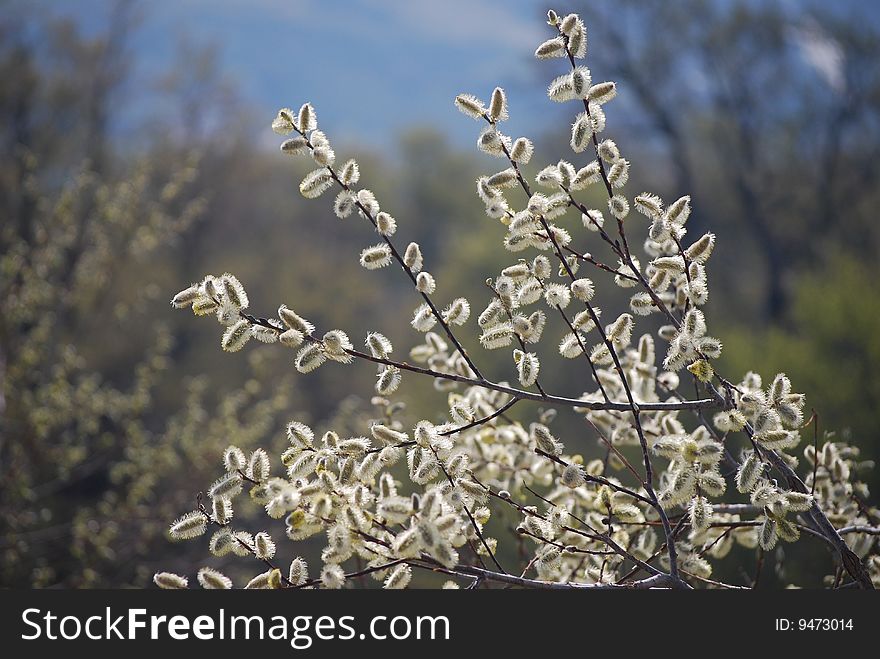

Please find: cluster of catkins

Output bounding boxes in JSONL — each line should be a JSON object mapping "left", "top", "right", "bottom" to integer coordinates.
{"left": 158, "top": 9, "right": 878, "bottom": 589}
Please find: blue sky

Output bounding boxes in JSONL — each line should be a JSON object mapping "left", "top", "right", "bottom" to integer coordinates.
{"left": 31, "top": 0, "right": 552, "bottom": 150}
{"left": 20, "top": 0, "right": 880, "bottom": 152}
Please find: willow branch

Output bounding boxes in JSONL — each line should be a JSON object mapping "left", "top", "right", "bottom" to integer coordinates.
{"left": 240, "top": 310, "right": 718, "bottom": 412}
{"left": 291, "top": 124, "right": 485, "bottom": 381}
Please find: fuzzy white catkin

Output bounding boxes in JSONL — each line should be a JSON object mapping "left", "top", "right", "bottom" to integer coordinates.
{"left": 376, "top": 211, "right": 396, "bottom": 236}
{"left": 208, "top": 472, "right": 243, "bottom": 500}
{"left": 224, "top": 446, "right": 246, "bottom": 472}
{"left": 287, "top": 421, "right": 315, "bottom": 448}
{"left": 298, "top": 103, "right": 317, "bottom": 132}
{"left": 198, "top": 567, "right": 232, "bottom": 589}
{"left": 649, "top": 217, "right": 671, "bottom": 242}
{"left": 686, "top": 233, "right": 716, "bottom": 264}
{"left": 404, "top": 242, "right": 423, "bottom": 273}
{"left": 278, "top": 305, "right": 314, "bottom": 334}
{"left": 454, "top": 94, "right": 485, "bottom": 119}
{"left": 515, "top": 350, "right": 540, "bottom": 387}
{"left": 340, "top": 159, "right": 360, "bottom": 185}
{"left": 212, "top": 496, "right": 232, "bottom": 524}
{"left": 548, "top": 74, "right": 575, "bottom": 103}
{"left": 571, "top": 66, "right": 592, "bottom": 98}
{"left": 535, "top": 36, "right": 566, "bottom": 59}
{"left": 561, "top": 463, "right": 586, "bottom": 489}
{"left": 312, "top": 145, "right": 335, "bottom": 166}
{"left": 477, "top": 127, "right": 505, "bottom": 155}
{"left": 523, "top": 310, "right": 546, "bottom": 343}
{"left": 606, "top": 313, "right": 634, "bottom": 347}
{"left": 443, "top": 298, "right": 471, "bottom": 326}
{"left": 608, "top": 160, "right": 629, "bottom": 188}
{"left": 507, "top": 210, "right": 541, "bottom": 240}
{"left": 251, "top": 325, "right": 279, "bottom": 344}
{"left": 171, "top": 286, "right": 202, "bottom": 310}
{"left": 169, "top": 511, "right": 207, "bottom": 540}
{"left": 295, "top": 342, "right": 326, "bottom": 373}
{"left": 209, "top": 530, "right": 234, "bottom": 557}
{"left": 588, "top": 82, "right": 616, "bottom": 104}
{"left": 411, "top": 304, "right": 437, "bottom": 332}
{"left": 376, "top": 366, "right": 402, "bottom": 395}
{"left": 567, "top": 21, "right": 587, "bottom": 58}
{"left": 589, "top": 102, "right": 606, "bottom": 132}
{"left": 570, "top": 278, "right": 594, "bottom": 301}
{"left": 352, "top": 192, "right": 377, "bottom": 220}
{"left": 485, "top": 199, "right": 509, "bottom": 220}
{"left": 544, "top": 282, "right": 571, "bottom": 309}
{"left": 300, "top": 169, "right": 333, "bottom": 198}
{"left": 247, "top": 448, "right": 270, "bottom": 481}
{"left": 383, "top": 564, "right": 412, "bottom": 589}
{"left": 321, "top": 564, "right": 346, "bottom": 589}
{"left": 477, "top": 176, "right": 501, "bottom": 203}
{"left": 502, "top": 262, "right": 530, "bottom": 280}
{"left": 245, "top": 569, "right": 280, "bottom": 590}
{"left": 570, "top": 112, "right": 593, "bottom": 153}
{"left": 333, "top": 191, "right": 356, "bottom": 218}
{"left": 366, "top": 332, "right": 393, "bottom": 358}
{"left": 154, "top": 572, "right": 188, "bottom": 589}
{"left": 288, "top": 558, "right": 308, "bottom": 586}
{"left": 609, "top": 194, "right": 629, "bottom": 220}
{"left": 527, "top": 193, "right": 549, "bottom": 216}
{"left": 489, "top": 87, "right": 508, "bottom": 122}
{"left": 370, "top": 423, "right": 409, "bottom": 445}
{"left": 635, "top": 193, "right": 664, "bottom": 218}
{"left": 480, "top": 323, "right": 514, "bottom": 350}
{"left": 322, "top": 329, "right": 353, "bottom": 361}
{"left": 560, "top": 13, "right": 578, "bottom": 34}
{"left": 510, "top": 137, "right": 534, "bottom": 164}
{"left": 450, "top": 401, "right": 474, "bottom": 424}
{"left": 221, "top": 274, "right": 248, "bottom": 310}
{"left": 572, "top": 162, "right": 601, "bottom": 190}
{"left": 272, "top": 108, "right": 295, "bottom": 135}
{"left": 360, "top": 244, "right": 392, "bottom": 270}
{"left": 254, "top": 532, "right": 276, "bottom": 560}
{"left": 533, "top": 256, "right": 552, "bottom": 279}
{"left": 666, "top": 195, "right": 691, "bottom": 225}
{"left": 221, "top": 320, "right": 251, "bottom": 353}
{"left": 478, "top": 299, "right": 504, "bottom": 328}
{"left": 557, "top": 161, "right": 576, "bottom": 186}
{"left": 488, "top": 168, "right": 519, "bottom": 189}
{"left": 597, "top": 139, "right": 620, "bottom": 163}
{"left": 689, "top": 496, "right": 712, "bottom": 532}
{"left": 630, "top": 292, "right": 655, "bottom": 316}
{"left": 416, "top": 271, "right": 436, "bottom": 294}
{"left": 531, "top": 423, "right": 563, "bottom": 455}
{"left": 536, "top": 166, "right": 563, "bottom": 189}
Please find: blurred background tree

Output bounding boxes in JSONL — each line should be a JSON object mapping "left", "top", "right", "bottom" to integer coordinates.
{"left": 1, "top": 0, "right": 877, "bottom": 587}
{"left": 573, "top": 0, "right": 880, "bottom": 311}
{"left": 0, "top": 3, "right": 298, "bottom": 587}
{"left": 564, "top": 0, "right": 880, "bottom": 493}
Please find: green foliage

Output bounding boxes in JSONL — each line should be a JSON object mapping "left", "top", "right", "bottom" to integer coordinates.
{"left": 0, "top": 11, "right": 299, "bottom": 587}
{"left": 720, "top": 256, "right": 880, "bottom": 489}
